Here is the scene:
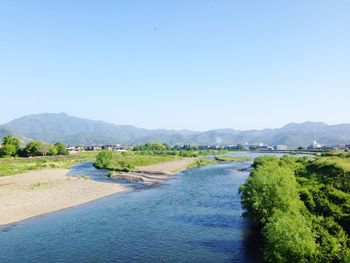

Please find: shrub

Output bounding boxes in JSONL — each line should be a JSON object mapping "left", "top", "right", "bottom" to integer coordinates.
{"left": 240, "top": 155, "right": 350, "bottom": 262}
{"left": 0, "top": 144, "right": 17, "bottom": 157}
{"left": 94, "top": 151, "right": 113, "bottom": 169}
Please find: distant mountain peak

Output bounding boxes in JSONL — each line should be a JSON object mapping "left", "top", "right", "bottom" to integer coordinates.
{"left": 1, "top": 113, "right": 349, "bottom": 148}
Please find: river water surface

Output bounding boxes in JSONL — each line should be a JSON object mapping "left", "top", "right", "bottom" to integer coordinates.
{"left": 0, "top": 154, "right": 266, "bottom": 263}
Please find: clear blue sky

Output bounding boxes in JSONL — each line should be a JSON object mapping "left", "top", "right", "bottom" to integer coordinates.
{"left": 0, "top": 1, "right": 349, "bottom": 131}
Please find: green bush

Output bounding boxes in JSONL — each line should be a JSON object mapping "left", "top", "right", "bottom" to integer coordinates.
{"left": 240, "top": 155, "right": 350, "bottom": 262}
{"left": 54, "top": 142, "right": 69, "bottom": 155}
{"left": 94, "top": 151, "right": 113, "bottom": 169}
{"left": 0, "top": 136, "right": 20, "bottom": 157}
{"left": 263, "top": 210, "right": 317, "bottom": 262}
{"left": 0, "top": 144, "right": 17, "bottom": 157}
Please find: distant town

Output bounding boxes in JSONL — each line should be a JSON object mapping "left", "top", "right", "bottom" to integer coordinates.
{"left": 67, "top": 141, "right": 350, "bottom": 153}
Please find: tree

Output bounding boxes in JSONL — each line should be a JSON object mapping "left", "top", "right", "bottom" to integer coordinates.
{"left": 1, "top": 135, "right": 20, "bottom": 157}
{"left": 23, "top": 141, "right": 43, "bottom": 156}
{"left": 95, "top": 151, "right": 113, "bottom": 169}
{"left": 2, "top": 135, "right": 20, "bottom": 149}
{"left": 38, "top": 144, "right": 50, "bottom": 156}
{"left": 54, "top": 142, "right": 68, "bottom": 155}
{"left": 0, "top": 144, "right": 17, "bottom": 157}
{"left": 263, "top": 210, "right": 317, "bottom": 262}
{"left": 47, "top": 145, "right": 58, "bottom": 156}
{"left": 240, "top": 157, "right": 301, "bottom": 224}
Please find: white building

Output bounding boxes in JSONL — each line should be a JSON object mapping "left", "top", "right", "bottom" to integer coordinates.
{"left": 275, "top": 145, "right": 288, "bottom": 151}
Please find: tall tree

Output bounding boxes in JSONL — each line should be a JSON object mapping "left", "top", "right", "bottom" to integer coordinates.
{"left": 54, "top": 142, "right": 68, "bottom": 155}
{"left": 0, "top": 136, "right": 20, "bottom": 157}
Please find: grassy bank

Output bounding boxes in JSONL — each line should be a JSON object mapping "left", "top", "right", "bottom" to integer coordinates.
{"left": 187, "top": 158, "right": 218, "bottom": 169}
{"left": 240, "top": 154, "right": 350, "bottom": 262}
{"left": 94, "top": 151, "right": 182, "bottom": 172}
{"left": 0, "top": 151, "right": 98, "bottom": 177}
{"left": 94, "top": 144, "right": 229, "bottom": 172}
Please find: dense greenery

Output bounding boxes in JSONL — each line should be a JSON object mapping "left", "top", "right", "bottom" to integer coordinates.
{"left": 94, "top": 150, "right": 181, "bottom": 172}
{"left": 133, "top": 143, "right": 228, "bottom": 157}
{"left": 93, "top": 143, "right": 232, "bottom": 172}
{"left": 94, "top": 151, "right": 114, "bottom": 169}
{"left": 240, "top": 155, "right": 350, "bottom": 262}
{"left": 0, "top": 151, "right": 98, "bottom": 177}
{"left": 0, "top": 136, "right": 20, "bottom": 157}
{"left": 133, "top": 142, "right": 171, "bottom": 152}
{"left": 0, "top": 136, "right": 68, "bottom": 158}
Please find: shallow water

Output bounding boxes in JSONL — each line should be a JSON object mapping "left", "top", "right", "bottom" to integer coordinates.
{"left": 0, "top": 156, "right": 265, "bottom": 263}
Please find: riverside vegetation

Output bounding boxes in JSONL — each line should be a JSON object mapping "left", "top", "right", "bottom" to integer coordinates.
{"left": 1, "top": 140, "right": 228, "bottom": 177}
{"left": 0, "top": 136, "right": 68, "bottom": 157}
{"left": 0, "top": 136, "right": 86, "bottom": 176}
{"left": 0, "top": 151, "right": 98, "bottom": 177}
{"left": 240, "top": 153, "right": 350, "bottom": 262}
{"left": 94, "top": 143, "right": 229, "bottom": 172}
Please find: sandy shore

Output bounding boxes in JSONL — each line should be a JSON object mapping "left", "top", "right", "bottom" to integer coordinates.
{"left": 136, "top": 158, "right": 196, "bottom": 173}
{"left": 0, "top": 169, "right": 128, "bottom": 226}
{"left": 0, "top": 158, "right": 196, "bottom": 226}
{"left": 112, "top": 158, "right": 197, "bottom": 184}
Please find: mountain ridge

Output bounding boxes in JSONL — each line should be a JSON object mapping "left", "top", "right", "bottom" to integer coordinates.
{"left": 1, "top": 113, "right": 350, "bottom": 148}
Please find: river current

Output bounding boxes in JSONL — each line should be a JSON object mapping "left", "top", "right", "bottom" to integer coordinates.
{"left": 0, "top": 153, "right": 269, "bottom": 263}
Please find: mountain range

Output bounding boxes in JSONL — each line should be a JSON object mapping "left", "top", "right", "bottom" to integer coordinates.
{"left": 1, "top": 113, "right": 350, "bottom": 148}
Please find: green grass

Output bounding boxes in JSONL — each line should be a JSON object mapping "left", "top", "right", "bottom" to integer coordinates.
{"left": 187, "top": 158, "right": 218, "bottom": 169}
{"left": 313, "top": 156, "right": 350, "bottom": 172}
{"left": 0, "top": 151, "right": 99, "bottom": 177}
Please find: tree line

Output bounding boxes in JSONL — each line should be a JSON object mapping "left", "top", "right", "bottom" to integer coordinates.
{"left": 132, "top": 143, "right": 227, "bottom": 157}
{"left": 0, "top": 136, "right": 68, "bottom": 157}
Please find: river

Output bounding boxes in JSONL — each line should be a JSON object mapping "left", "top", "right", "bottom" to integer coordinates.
{"left": 0, "top": 153, "right": 269, "bottom": 263}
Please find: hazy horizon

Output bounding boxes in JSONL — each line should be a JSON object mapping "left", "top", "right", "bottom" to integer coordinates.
{"left": 1, "top": 1, "right": 349, "bottom": 130}
{"left": 2, "top": 112, "right": 350, "bottom": 133}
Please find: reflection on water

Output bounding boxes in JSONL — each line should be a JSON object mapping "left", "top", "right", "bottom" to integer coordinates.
{"left": 0, "top": 154, "right": 266, "bottom": 263}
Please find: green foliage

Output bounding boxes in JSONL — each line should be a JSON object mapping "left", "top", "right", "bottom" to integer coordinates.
{"left": 23, "top": 141, "right": 43, "bottom": 156}
{"left": 263, "top": 210, "right": 317, "bottom": 263}
{"left": 132, "top": 143, "right": 228, "bottom": 158}
{"left": 0, "top": 151, "right": 98, "bottom": 177}
{"left": 310, "top": 216, "right": 350, "bottom": 262}
{"left": 187, "top": 158, "right": 218, "bottom": 169}
{"left": 133, "top": 143, "right": 170, "bottom": 152}
{"left": 240, "top": 155, "right": 350, "bottom": 262}
{"left": 2, "top": 135, "right": 20, "bottom": 149}
{"left": 240, "top": 156, "right": 302, "bottom": 225}
{"left": 11, "top": 140, "right": 69, "bottom": 157}
{"left": 54, "top": 142, "right": 68, "bottom": 155}
{"left": 94, "top": 151, "right": 113, "bottom": 169}
{"left": 47, "top": 145, "right": 58, "bottom": 156}
{"left": 305, "top": 156, "right": 350, "bottom": 193}
{"left": 94, "top": 151, "right": 181, "bottom": 172}
{"left": 0, "top": 144, "right": 17, "bottom": 157}
{"left": 0, "top": 135, "right": 20, "bottom": 157}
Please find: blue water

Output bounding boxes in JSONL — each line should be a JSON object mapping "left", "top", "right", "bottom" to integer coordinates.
{"left": 0, "top": 159, "right": 263, "bottom": 263}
